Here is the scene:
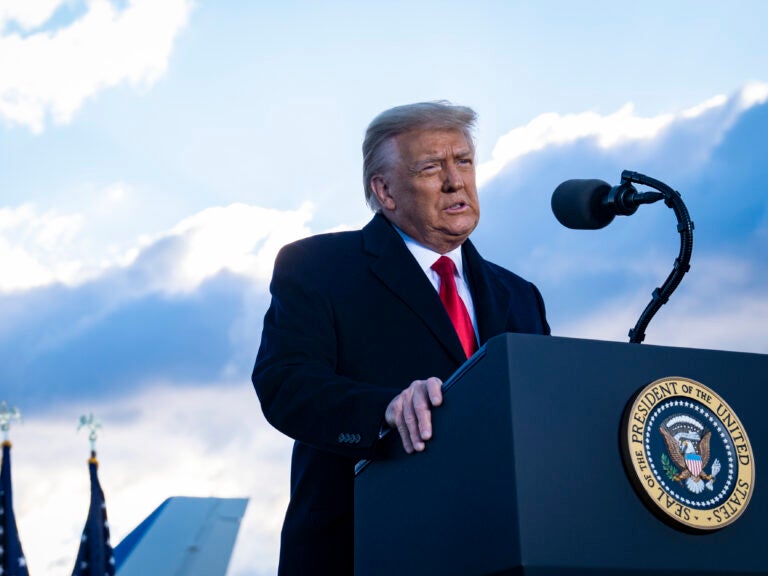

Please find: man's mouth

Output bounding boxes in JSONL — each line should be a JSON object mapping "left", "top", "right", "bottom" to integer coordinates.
{"left": 445, "top": 201, "right": 467, "bottom": 211}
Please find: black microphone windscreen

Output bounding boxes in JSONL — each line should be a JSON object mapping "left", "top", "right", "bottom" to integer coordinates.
{"left": 551, "top": 179, "right": 614, "bottom": 229}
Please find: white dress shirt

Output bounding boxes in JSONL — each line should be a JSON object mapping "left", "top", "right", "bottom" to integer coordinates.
{"left": 393, "top": 226, "right": 479, "bottom": 341}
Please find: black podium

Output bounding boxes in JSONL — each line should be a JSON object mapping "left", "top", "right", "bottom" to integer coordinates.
{"left": 354, "top": 334, "right": 767, "bottom": 575}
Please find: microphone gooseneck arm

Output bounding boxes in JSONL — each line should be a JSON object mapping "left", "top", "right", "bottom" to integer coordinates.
{"left": 621, "top": 170, "right": 694, "bottom": 344}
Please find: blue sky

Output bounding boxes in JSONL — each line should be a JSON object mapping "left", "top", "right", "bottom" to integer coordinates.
{"left": 1, "top": 1, "right": 767, "bottom": 574}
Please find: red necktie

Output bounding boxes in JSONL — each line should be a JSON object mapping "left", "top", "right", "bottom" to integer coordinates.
{"left": 431, "top": 256, "right": 478, "bottom": 359}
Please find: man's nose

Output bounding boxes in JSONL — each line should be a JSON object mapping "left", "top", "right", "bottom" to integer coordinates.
{"left": 442, "top": 162, "right": 464, "bottom": 192}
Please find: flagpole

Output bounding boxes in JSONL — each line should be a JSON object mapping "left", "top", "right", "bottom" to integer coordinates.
{"left": 72, "top": 414, "right": 116, "bottom": 576}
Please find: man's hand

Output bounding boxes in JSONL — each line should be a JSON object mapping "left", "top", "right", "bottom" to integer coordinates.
{"left": 384, "top": 377, "right": 443, "bottom": 454}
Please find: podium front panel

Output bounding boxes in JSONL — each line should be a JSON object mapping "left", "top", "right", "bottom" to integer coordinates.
{"left": 355, "top": 334, "right": 767, "bottom": 575}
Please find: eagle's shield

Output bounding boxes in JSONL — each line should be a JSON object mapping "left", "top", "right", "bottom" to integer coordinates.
{"left": 686, "top": 453, "right": 702, "bottom": 476}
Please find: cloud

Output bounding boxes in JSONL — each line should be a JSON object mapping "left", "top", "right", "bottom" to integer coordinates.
{"left": 473, "top": 82, "right": 768, "bottom": 354}
{"left": 738, "top": 81, "right": 768, "bottom": 109}
{"left": 0, "top": 202, "right": 314, "bottom": 410}
{"left": 555, "top": 252, "right": 768, "bottom": 354}
{"left": 477, "top": 104, "right": 674, "bottom": 187}
{"left": 0, "top": 199, "right": 314, "bottom": 293}
{"left": 0, "top": 0, "right": 192, "bottom": 133}
{"left": 0, "top": 204, "right": 85, "bottom": 290}
{"left": 0, "top": 0, "right": 63, "bottom": 30}
{"left": 159, "top": 202, "right": 315, "bottom": 294}
{"left": 476, "top": 83, "right": 768, "bottom": 188}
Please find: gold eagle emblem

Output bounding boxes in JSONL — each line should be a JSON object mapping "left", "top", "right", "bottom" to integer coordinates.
{"left": 660, "top": 425, "right": 720, "bottom": 494}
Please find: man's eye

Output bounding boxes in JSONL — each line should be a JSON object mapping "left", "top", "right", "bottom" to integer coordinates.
{"left": 458, "top": 158, "right": 473, "bottom": 166}
{"left": 421, "top": 164, "right": 439, "bottom": 173}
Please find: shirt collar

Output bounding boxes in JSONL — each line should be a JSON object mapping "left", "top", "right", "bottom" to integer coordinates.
{"left": 393, "top": 225, "right": 464, "bottom": 278}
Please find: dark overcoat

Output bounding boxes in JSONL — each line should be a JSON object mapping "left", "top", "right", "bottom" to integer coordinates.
{"left": 252, "top": 213, "right": 550, "bottom": 575}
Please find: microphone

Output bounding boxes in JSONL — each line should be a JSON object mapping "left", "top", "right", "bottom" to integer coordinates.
{"left": 551, "top": 178, "right": 664, "bottom": 229}
{"left": 549, "top": 170, "right": 694, "bottom": 344}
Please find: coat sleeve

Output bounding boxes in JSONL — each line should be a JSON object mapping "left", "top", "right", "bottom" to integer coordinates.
{"left": 531, "top": 282, "right": 551, "bottom": 336}
{"left": 252, "top": 241, "right": 397, "bottom": 459}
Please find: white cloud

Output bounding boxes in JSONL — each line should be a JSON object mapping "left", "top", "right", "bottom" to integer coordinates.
{"left": 11, "top": 381, "right": 291, "bottom": 576}
{"left": 0, "top": 0, "right": 63, "bottom": 30}
{"left": 681, "top": 94, "right": 728, "bottom": 119}
{"left": 0, "top": 204, "right": 82, "bottom": 245}
{"left": 0, "top": 204, "right": 84, "bottom": 290}
{"left": 149, "top": 202, "right": 315, "bottom": 294}
{"left": 477, "top": 82, "right": 768, "bottom": 188}
{"left": 477, "top": 104, "right": 674, "bottom": 186}
{"left": 0, "top": 0, "right": 192, "bottom": 133}
{"left": 557, "top": 254, "right": 768, "bottom": 354}
{"left": 558, "top": 291, "right": 768, "bottom": 354}
{"left": 0, "top": 200, "right": 315, "bottom": 294}
{"left": 738, "top": 81, "right": 768, "bottom": 110}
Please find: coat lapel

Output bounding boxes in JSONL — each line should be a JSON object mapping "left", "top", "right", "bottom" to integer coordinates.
{"left": 362, "top": 215, "right": 467, "bottom": 364}
{"left": 462, "top": 238, "right": 509, "bottom": 345}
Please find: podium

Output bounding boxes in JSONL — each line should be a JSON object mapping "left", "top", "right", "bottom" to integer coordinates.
{"left": 354, "top": 334, "right": 767, "bottom": 575}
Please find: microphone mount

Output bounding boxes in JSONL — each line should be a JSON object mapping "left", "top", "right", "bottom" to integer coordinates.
{"left": 618, "top": 170, "right": 694, "bottom": 344}
{"left": 602, "top": 179, "right": 664, "bottom": 218}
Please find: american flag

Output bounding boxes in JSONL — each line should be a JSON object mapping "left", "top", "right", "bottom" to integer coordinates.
{"left": 1, "top": 441, "right": 30, "bottom": 576}
{"left": 71, "top": 454, "right": 115, "bottom": 576}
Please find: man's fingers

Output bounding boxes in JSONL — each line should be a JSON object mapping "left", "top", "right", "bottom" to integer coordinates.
{"left": 412, "top": 386, "right": 432, "bottom": 441}
{"left": 384, "top": 377, "right": 444, "bottom": 454}
{"left": 402, "top": 391, "right": 425, "bottom": 452}
{"left": 426, "top": 377, "right": 443, "bottom": 406}
{"left": 386, "top": 397, "right": 414, "bottom": 454}
{"left": 396, "top": 420, "right": 414, "bottom": 454}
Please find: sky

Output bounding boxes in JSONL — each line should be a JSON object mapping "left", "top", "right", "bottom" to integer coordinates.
{"left": 1, "top": 1, "right": 767, "bottom": 574}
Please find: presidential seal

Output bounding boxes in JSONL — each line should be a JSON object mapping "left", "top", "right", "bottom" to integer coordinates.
{"left": 621, "top": 376, "right": 755, "bottom": 531}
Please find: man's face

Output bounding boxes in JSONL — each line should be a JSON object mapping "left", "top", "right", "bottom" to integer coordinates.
{"left": 372, "top": 129, "right": 480, "bottom": 254}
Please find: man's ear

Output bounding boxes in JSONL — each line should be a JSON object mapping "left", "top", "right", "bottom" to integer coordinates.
{"left": 370, "top": 175, "right": 396, "bottom": 211}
